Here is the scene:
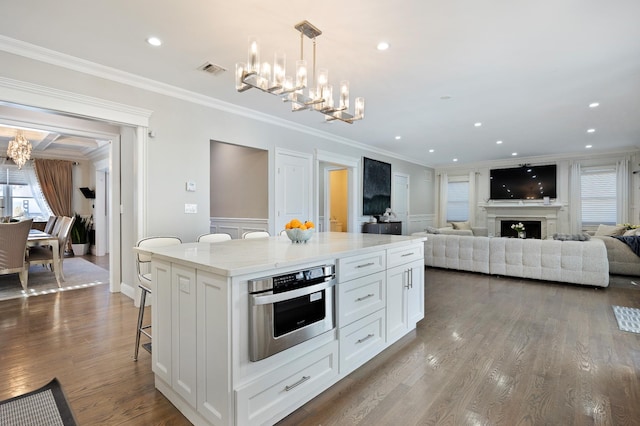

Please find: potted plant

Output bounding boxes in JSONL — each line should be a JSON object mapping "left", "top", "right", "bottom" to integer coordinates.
{"left": 70, "top": 213, "right": 92, "bottom": 256}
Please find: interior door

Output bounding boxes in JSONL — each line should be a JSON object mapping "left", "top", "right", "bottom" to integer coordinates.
{"left": 275, "top": 150, "right": 313, "bottom": 233}
{"left": 392, "top": 173, "right": 409, "bottom": 235}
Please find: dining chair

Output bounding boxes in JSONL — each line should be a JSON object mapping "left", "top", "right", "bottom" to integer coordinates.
{"left": 28, "top": 215, "right": 75, "bottom": 285}
{"left": 242, "top": 231, "right": 270, "bottom": 239}
{"left": 134, "top": 236, "right": 182, "bottom": 361}
{"left": 0, "top": 219, "right": 33, "bottom": 291}
{"left": 197, "top": 232, "right": 232, "bottom": 243}
{"left": 43, "top": 216, "right": 57, "bottom": 234}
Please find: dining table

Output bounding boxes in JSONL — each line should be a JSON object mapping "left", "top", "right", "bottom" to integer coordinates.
{"left": 27, "top": 229, "right": 61, "bottom": 287}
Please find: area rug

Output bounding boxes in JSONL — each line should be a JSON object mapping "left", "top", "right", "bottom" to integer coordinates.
{"left": 612, "top": 305, "right": 640, "bottom": 334}
{"left": 0, "top": 257, "right": 109, "bottom": 301}
{"left": 0, "top": 378, "right": 77, "bottom": 426}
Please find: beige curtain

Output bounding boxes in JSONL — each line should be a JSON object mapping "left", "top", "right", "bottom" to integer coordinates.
{"left": 34, "top": 159, "right": 73, "bottom": 217}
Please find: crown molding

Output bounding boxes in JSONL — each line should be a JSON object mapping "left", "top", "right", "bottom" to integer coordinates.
{"left": 0, "top": 35, "right": 427, "bottom": 167}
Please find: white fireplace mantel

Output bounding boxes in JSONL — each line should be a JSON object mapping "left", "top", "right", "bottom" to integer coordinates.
{"left": 479, "top": 203, "right": 564, "bottom": 238}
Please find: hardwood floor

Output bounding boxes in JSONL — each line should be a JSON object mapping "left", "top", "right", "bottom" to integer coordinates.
{"left": 1, "top": 268, "right": 639, "bottom": 425}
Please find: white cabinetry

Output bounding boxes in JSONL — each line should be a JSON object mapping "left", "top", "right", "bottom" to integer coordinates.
{"left": 386, "top": 245, "right": 425, "bottom": 344}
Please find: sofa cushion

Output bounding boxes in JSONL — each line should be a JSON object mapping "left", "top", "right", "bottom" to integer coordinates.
{"left": 594, "top": 224, "right": 626, "bottom": 236}
{"left": 424, "top": 225, "right": 440, "bottom": 234}
{"left": 623, "top": 228, "right": 640, "bottom": 236}
{"left": 553, "top": 233, "right": 591, "bottom": 241}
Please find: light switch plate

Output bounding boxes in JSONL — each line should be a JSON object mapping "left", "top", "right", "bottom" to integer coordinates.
{"left": 184, "top": 203, "right": 197, "bottom": 214}
{"left": 186, "top": 180, "right": 196, "bottom": 192}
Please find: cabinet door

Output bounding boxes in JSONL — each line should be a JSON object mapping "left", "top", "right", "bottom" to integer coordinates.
{"left": 151, "top": 259, "right": 172, "bottom": 385}
{"left": 171, "top": 264, "right": 198, "bottom": 407}
{"left": 386, "top": 259, "right": 424, "bottom": 344}
{"left": 407, "top": 259, "right": 425, "bottom": 326}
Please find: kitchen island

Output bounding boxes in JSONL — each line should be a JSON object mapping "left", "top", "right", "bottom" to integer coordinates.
{"left": 140, "top": 231, "right": 427, "bottom": 425}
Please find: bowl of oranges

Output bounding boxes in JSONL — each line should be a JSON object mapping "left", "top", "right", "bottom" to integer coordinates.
{"left": 284, "top": 219, "right": 315, "bottom": 243}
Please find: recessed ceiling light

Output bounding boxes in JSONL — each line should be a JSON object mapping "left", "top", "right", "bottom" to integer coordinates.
{"left": 429, "top": 149, "right": 435, "bottom": 153}
{"left": 377, "top": 42, "right": 390, "bottom": 51}
{"left": 474, "top": 122, "right": 482, "bottom": 127}
{"left": 496, "top": 140, "right": 503, "bottom": 144}
{"left": 440, "top": 95, "right": 451, "bottom": 100}
{"left": 147, "top": 36, "right": 162, "bottom": 47}
{"left": 453, "top": 158, "right": 458, "bottom": 162}
{"left": 395, "top": 136, "right": 401, "bottom": 140}
{"left": 589, "top": 102, "right": 600, "bottom": 108}
{"left": 586, "top": 144, "right": 593, "bottom": 149}
{"left": 587, "top": 128, "right": 596, "bottom": 133}
{"left": 511, "top": 152, "right": 518, "bottom": 156}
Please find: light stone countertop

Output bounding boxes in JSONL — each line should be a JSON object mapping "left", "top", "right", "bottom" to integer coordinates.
{"left": 139, "top": 231, "right": 427, "bottom": 277}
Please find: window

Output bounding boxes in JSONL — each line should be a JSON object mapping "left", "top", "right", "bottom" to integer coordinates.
{"left": 581, "top": 167, "right": 616, "bottom": 225}
{"left": 0, "top": 164, "right": 53, "bottom": 220}
{"left": 447, "top": 180, "right": 469, "bottom": 222}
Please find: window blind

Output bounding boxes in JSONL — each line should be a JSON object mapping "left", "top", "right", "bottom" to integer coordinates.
{"left": 447, "top": 181, "right": 469, "bottom": 221}
{"left": 581, "top": 168, "right": 616, "bottom": 225}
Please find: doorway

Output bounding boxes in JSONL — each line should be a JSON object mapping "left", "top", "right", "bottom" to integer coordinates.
{"left": 316, "top": 151, "right": 359, "bottom": 234}
{"left": 328, "top": 169, "right": 348, "bottom": 232}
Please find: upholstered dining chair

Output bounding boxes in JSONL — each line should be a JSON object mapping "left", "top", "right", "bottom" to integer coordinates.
{"left": 0, "top": 219, "right": 33, "bottom": 291}
{"left": 242, "top": 231, "right": 270, "bottom": 239}
{"left": 197, "top": 233, "right": 232, "bottom": 243}
{"left": 134, "top": 236, "right": 182, "bottom": 361}
{"left": 43, "top": 215, "right": 58, "bottom": 234}
{"left": 28, "top": 215, "right": 74, "bottom": 285}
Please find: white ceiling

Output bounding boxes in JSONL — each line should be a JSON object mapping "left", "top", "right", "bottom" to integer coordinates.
{"left": 1, "top": 0, "right": 639, "bottom": 166}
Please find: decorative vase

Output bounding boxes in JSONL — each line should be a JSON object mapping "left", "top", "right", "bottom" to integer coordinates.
{"left": 517, "top": 231, "right": 526, "bottom": 239}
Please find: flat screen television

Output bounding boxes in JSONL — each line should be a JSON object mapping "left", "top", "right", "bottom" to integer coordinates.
{"left": 490, "top": 164, "right": 557, "bottom": 200}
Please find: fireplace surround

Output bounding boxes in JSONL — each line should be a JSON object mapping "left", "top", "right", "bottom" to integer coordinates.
{"left": 481, "top": 203, "right": 563, "bottom": 239}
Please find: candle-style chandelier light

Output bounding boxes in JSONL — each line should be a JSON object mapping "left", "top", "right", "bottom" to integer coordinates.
{"left": 7, "top": 131, "right": 32, "bottom": 169}
{"left": 235, "top": 20, "right": 364, "bottom": 124}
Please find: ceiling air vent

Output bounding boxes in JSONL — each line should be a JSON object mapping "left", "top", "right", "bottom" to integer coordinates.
{"left": 199, "top": 62, "right": 226, "bottom": 76}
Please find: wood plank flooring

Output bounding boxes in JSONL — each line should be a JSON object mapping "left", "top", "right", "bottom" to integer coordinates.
{"left": 1, "top": 267, "right": 639, "bottom": 425}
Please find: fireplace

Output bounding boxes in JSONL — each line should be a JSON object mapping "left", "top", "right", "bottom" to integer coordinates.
{"left": 481, "top": 203, "right": 562, "bottom": 239}
{"left": 500, "top": 220, "right": 542, "bottom": 239}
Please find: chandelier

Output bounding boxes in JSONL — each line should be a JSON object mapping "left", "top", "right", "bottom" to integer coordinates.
{"left": 235, "top": 20, "right": 365, "bottom": 124}
{"left": 7, "top": 131, "right": 32, "bottom": 169}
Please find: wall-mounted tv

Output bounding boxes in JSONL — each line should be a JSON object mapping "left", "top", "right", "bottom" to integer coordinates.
{"left": 490, "top": 164, "right": 557, "bottom": 200}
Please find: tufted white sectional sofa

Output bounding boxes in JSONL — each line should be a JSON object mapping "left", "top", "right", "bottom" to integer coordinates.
{"left": 416, "top": 233, "right": 609, "bottom": 287}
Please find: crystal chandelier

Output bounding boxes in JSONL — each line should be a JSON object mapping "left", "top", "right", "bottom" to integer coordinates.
{"left": 7, "top": 131, "right": 32, "bottom": 169}
{"left": 235, "top": 21, "right": 365, "bottom": 124}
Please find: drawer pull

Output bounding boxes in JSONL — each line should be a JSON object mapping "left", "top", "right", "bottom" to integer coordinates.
{"left": 356, "top": 262, "right": 375, "bottom": 268}
{"left": 401, "top": 252, "right": 415, "bottom": 257}
{"left": 357, "top": 334, "right": 375, "bottom": 344}
{"left": 285, "top": 375, "right": 311, "bottom": 392}
{"left": 356, "top": 293, "right": 375, "bottom": 302}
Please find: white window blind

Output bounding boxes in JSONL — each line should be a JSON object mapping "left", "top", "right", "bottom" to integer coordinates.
{"left": 447, "top": 181, "right": 469, "bottom": 222}
{"left": 581, "top": 168, "right": 616, "bottom": 225}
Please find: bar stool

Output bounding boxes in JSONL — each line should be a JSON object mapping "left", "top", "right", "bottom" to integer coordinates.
{"left": 134, "top": 236, "right": 182, "bottom": 361}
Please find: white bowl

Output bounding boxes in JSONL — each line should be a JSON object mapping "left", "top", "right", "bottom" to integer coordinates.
{"left": 285, "top": 228, "right": 314, "bottom": 243}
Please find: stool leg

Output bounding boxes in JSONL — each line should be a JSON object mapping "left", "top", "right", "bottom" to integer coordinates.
{"left": 133, "top": 288, "right": 148, "bottom": 361}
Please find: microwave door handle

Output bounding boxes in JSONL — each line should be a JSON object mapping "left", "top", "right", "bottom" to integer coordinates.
{"left": 251, "top": 280, "right": 335, "bottom": 305}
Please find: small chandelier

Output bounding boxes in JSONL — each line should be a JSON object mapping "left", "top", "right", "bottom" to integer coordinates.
{"left": 235, "top": 20, "right": 365, "bottom": 124}
{"left": 7, "top": 131, "right": 32, "bottom": 169}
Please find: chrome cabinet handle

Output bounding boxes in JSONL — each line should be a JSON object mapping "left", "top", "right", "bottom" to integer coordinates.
{"left": 357, "top": 333, "right": 375, "bottom": 344}
{"left": 356, "top": 293, "right": 374, "bottom": 302}
{"left": 409, "top": 268, "right": 413, "bottom": 288}
{"left": 285, "top": 375, "right": 311, "bottom": 392}
{"left": 404, "top": 269, "right": 411, "bottom": 289}
{"left": 356, "top": 262, "right": 375, "bottom": 268}
{"left": 401, "top": 252, "right": 415, "bottom": 257}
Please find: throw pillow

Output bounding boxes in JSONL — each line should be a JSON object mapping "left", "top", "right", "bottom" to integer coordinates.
{"left": 450, "top": 221, "right": 472, "bottom": 231}
{"left": 594, "top": 224, "right": 627, "bottom": 237}
{"left": 623, "top": 228, "right": 640, "bottom": 237}
{"left": 425, "top": 226, "right": 440, "bottom": 234}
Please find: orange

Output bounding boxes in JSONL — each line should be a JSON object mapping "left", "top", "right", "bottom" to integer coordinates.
{"left": 304, "top": 221, "right": 315, "bottom": 229}
{"left": 289, "top": 219, "right": 302, "bottom": 228}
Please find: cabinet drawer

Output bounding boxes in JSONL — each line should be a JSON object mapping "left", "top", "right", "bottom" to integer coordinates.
{"left": 235, "top": 341, "right": 338, "bottom": 426}
{"left": 338, "top": 271, "right": 385, "bottom": 327}
{"left": 337, "top": 250, "right": 386, "bottom": 282}
{"left": 339, "top": 309, "right": 386, "bottom": 375}
{"left": 387, "top": 244, "right": 423, "bottom": 269}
